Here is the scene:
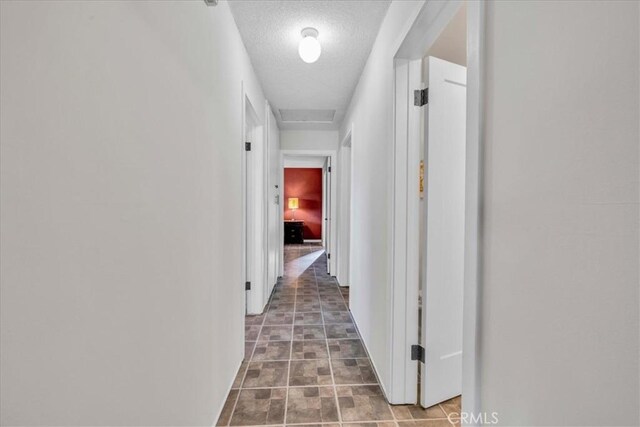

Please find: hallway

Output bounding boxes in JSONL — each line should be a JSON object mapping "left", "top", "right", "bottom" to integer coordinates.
{"left": 218, "top": 244, "right": 461, "bottom": 427}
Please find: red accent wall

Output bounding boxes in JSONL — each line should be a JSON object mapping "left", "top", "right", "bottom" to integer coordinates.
{"left": 284, "top": 168, "right": 323, "bottom": 240}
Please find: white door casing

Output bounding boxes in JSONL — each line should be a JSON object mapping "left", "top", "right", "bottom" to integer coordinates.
{"left": 337, "top": 132, "right": 352, "bottom": 288}
{"left": 266, "top": 104, "right": 280, "bottom": 298}
{"left": 325, "top": 157, "right": 332, "bottom": 274}
{"left": 244, "top": 106, "right": 254, "bottom": 315}
{"left": 244, "top": 94, "right": 267, "bottom": 316}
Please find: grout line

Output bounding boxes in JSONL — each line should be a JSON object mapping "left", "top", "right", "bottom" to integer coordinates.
{"left": 238, "top": 356, "right": 375, "bottom": 362}
{"left": 229, "top": 417, "right": 453, "bottom": 427}
{"left": 235, "top": 382, "right": 380, "bottom": 390}
{"left": 230, "top": 422, "right": 402, "bottom": 427}
{"left": 438, "top": 402, "right": 461, "bottom": 426}
{"left": 316, "top": 253, "right": 343, "bottom": 425}
{"left": 246, "top": 336, "right": 365, "bottom": 343}
{"left": 234, "top": 245, "right": 406, "bottom": 427}
{"left": 282, "top": 278, "right": 295, "bottom": 426}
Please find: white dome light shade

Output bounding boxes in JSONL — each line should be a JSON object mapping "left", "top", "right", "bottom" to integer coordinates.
{"left": 299, "top": 28, "right": 321, "bottom": 63}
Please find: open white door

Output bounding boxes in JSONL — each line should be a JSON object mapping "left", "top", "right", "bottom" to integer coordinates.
{"left": 420, "top": 56, "right": 467, "bottom": 408}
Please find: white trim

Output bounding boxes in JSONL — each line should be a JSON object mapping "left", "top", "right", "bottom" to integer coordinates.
{"left": 388, "top": 56, "right": 422, "bottom": 405}
{"left": 388, "top": 0, "right": 484, "bottom": 413}
{"left": 241, "top": 82, "right": 248, "bottom": 319}
{"left": 389, "top": 58, "right": 413, "bottom": 404}
{"left": 278, "top": 156, "right": 285, "bottom": 278}
{"left": 263, "top": 100, "right": 271, "bottom": 307}
{"left": 265, "top": 101, "right": 280, "bottom": 301}
{"left": 322, "top": 158, "right": 328, "bottom": 248}
{"left": 243, "top": 89, "right": 267, "bottom": 315}
{"left": 461, "top": 1, "right": 484, "bottom": 421}
{"left": 336, "top": 125, "right": 354, "bottom": 289}
{"left": 280, "top": 149, "right": 338, "bottom": 276}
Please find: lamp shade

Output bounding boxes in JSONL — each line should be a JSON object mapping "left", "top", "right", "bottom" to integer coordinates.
{"left": 288, "top": 198, "right": 299, "bottom": 210}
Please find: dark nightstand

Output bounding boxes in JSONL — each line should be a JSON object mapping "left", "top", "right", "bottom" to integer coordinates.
{"left": 284, "top": 220, "right": 304, "bottom": 244}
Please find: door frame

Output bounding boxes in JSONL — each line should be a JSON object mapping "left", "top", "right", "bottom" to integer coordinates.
{"left": 280, "top": 149, "right": 338, "bottom": 276}
{"left": 337, "top": 125, "right": 354, "bottom": 288}
{"left": 265, "top": 101, "right": 280, "bottom": 301}
{"left": 323, "top": 156, "right": 332, "bottom": 274}
{"left": 388, "top": 0, "right": 484, "bottom": 419}
{"left": 242, "top": 87, "right": 267, "bottom": 316}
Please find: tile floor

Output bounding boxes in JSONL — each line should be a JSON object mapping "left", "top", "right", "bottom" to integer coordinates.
{"left": 218, "top": 244, "right": 461, "bottom": 427}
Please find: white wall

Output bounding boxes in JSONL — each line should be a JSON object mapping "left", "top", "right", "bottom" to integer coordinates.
{"left": 339, "top": 0, "right": 424, "bottom": 397}
{"left": 0, "top": 1, "right": 266, "bottom": 425}
{"left": 280, "top": 130, "right": 339, "bottom": 151}
{"left": 284, "top": 156, "right": 327, "bottom": 168}
{"left": 479, "top": 1, "right": 639, "bottom": 425}
{"left": 424, "top": 3, "right": 466, "bottom": 66}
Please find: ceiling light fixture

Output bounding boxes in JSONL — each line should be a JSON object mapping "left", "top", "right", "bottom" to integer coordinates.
{"left": 298, "top": 27, "right": 321, "bottom": 64}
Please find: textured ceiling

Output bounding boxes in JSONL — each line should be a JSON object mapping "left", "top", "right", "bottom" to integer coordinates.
{"left": 228, "top": 0, "right": 391, "bottom": 130}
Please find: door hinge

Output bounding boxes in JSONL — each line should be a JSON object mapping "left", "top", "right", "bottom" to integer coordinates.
{"left": 245, "top": 142, "right": 251, "bottom": 151}
{"left": 414, "top": 88, "right": 428, "bottom": 107}
{"left": 245, "top": 281, "right": 251, "bottom": 290}
{"left": 327, "top": 253, "right": 331, "bottom": 260}
{"left": 411, "top": 344, "right": 425, "bottom": 362}
{"left": 328, "top": 166, "right": 332, "bottom": 173}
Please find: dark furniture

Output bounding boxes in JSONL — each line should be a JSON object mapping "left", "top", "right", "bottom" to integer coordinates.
{"left": 284, "top": 220, "right": 304, "bottom": 244}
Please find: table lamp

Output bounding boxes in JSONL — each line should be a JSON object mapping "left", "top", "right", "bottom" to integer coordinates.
{"left": 288, "top": 197, "right": 299, "bottom": 220}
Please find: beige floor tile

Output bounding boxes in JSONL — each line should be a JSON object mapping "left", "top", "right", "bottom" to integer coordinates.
{"left": 289, "top": 359, "right": 333, "bottom": 386}
{"left": 391, "top": 404, "right": 447, "bottom": 420}
{"left": 286, "top": 387, "right": 339, "bottom": 424}
{"left": 438, "top": 396, "right": 461, "bottom": 417}
{"left": 230, "top": 388, "right": 286, "bottom": 426}
{"left": 332, "top": 358, "right": 377, "bottom": 385}
{"left": 243, "top": 361, "right": 289, "bottom": 388}
{"left": 336, "top": 385, "right": 394, "bottom": 422}
{"left": 292, "top": 340, "right": 329, "bottom": 359}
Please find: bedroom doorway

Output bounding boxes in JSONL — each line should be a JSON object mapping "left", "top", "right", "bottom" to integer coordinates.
{"left": 280, "top": 150, "right": 337, "bottom": 276}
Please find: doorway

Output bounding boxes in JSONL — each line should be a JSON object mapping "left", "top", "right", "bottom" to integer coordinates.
{"left": 389, "top": 0, "right": 483, "bottom": 418}
{"left": 280, "top": 150, "right": 338, "bottom": 277}
{"left": 284, "top": 162, "right": 324, "bottom": 242}
{"left": 243, "top": 94, "right": 267, "bottom": 316}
